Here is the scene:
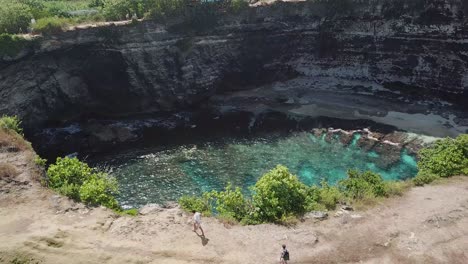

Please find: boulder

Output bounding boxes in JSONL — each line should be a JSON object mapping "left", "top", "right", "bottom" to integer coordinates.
{"left": 138, "top": 204, "right": 163, "bottom": 215}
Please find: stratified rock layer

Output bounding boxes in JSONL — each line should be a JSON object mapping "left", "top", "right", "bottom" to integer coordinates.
{"left": 0, "top": 0, "right": 467, "bottom": 140}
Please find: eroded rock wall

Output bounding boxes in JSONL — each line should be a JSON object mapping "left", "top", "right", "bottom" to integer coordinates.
{"left": 0, "top": 0, "right": 467, "bottom": 132}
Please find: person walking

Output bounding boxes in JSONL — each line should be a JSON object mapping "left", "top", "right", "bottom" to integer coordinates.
{"left": 280, "top": 244, "right": 289, "bottom": 264}
{"left": 192, "top": 210, "right": 205, "bottom": 236}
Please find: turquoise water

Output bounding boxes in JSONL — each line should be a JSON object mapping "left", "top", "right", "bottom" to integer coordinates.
{"left": 96, "top": 132, "right": 418, "bottom": 208}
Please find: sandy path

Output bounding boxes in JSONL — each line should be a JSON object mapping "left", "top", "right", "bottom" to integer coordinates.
{"left": 1, "top": 150, "right": 468, "bottom": 263}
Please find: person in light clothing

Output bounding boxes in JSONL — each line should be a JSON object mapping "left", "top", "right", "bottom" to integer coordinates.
{"left": 192, "top": 210, "right": 204, "bottom": 236}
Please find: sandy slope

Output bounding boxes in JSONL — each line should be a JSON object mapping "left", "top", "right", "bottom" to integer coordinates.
{"left": 1, "top": 149, "right": 468, "bottom": 264}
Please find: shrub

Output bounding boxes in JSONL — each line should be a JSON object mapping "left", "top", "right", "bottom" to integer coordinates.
{"left": 79, "top": 173, "right": 119, "bottom": 209}
{"left": 178, "top": 195, "right": 211, "bottom": 216}
{"left": 47, "top": 157, "right": 92, "bottom": 199}
{"left": 0, "top": 1, "right": 32, "bottom": 34}
{"left": 47, "top": 157, "right": 120, "bottom": 209}
{"left": 385, "top": 180, "right": 411, "bottom": 196}
{"left": 339, "top": 170, "right": 388, "bottom": 199}
{"left": 102, "top": 0, "right": 157, "bottom": 21}
{"left": 252, "top": 165, "right": 308, "bottom": 222}
{"left": 0, "top": 115, "right": 23, "bottom": 135}
{"left": 413, "top": 173, "right": 440, "bottom": 186}
{"left": 315, "top": 181, "right": 343, "bottom": 210}
{"left": 34, "top": 155, "right": 47, "bottom": 167}
{"left": 33, "top": 17, "right": 69, "bottom": 34}
{"left": 207, "top": 183, "right": 249, "bottom": 221}
{"left": 417, "top": 134, "right": 468, "bottom": 177}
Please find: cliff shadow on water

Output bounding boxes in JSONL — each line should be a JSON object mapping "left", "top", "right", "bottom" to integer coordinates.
{"left": 0, "top": 0, "right": 467, "bottom": 161}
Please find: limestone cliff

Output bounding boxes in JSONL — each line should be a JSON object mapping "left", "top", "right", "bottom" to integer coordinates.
{"left": 0, "top": 0, "right": 467, "bottom": 154}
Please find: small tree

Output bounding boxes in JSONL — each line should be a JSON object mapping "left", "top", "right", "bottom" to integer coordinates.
{"left": 252, "top": 165, "right": 308, "bottom": 222}
{"left": 208, "top": 183, "right": 248, "bottom": 221}
{"left": 339, "top": 170, "right": 388, "bottom": 199}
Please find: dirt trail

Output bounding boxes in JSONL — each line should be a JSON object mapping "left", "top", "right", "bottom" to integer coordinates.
{"left": 1, "top": 149, "right": 468, "bottom": 263}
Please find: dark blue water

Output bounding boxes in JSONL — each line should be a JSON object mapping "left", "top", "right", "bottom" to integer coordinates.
{"left": 96, "top": 132, "right": 418, "bottom": 208}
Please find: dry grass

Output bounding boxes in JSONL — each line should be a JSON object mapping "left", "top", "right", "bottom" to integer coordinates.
{"left": 386, "top": 180, "right": 413, "bottom": 196}
{"left": 0, "top": 163, "right": 19, "bottom": 179}
{"left": 0, "top": 128, "right": 32, "bottom": 152}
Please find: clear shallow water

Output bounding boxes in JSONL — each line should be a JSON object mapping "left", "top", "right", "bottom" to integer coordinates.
{"left": 95, "top": 132, "right": 418, "bottom": 208}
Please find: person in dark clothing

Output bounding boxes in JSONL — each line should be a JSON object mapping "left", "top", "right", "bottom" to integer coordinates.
{"left": 280, "top": 244, "right": 289, "bottom": 264}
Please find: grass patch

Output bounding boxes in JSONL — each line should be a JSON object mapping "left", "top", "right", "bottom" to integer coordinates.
{"left": 33, "top": 17, "right": 69, "bottom": 34}
{"left": 0, "top": 251, "right": 41, "bottom": 264}
{"left": 0, "top": 128, "right": 32, "bottom": 152}
{"left": 0, "top": 163, "right": 20, "bottom": 179}
{"left": 116, "top": 208, "right": 139, "bottom": 216}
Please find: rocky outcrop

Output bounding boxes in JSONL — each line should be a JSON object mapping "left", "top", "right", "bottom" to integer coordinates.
{"left": 0, "top": 0, "right": 467, "bottom": 154}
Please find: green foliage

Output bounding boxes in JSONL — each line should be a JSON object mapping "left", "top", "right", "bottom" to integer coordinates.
{"left": 229, "top": 0, "right": 249, "bottom": 14}
{"left": 339, "top": 170, "right": 389, "bottom": 199}
{"left": 47, "top": 157, "right": 92, "bottom": 199}
{"left": 0, "top": 115, "right": 23, "bottom": 135}
{"left": 413, "top": 173, "right": 440, "bottom": 186}
{"left": 0, "top": 0, "right": 249, "bottom": 37}
{"left": 252, "top": 165, "right": 308, "bottom": 222}
{"left": 47, "top": 157, "right": 119, "bottom": 209}
{"left": 178, "top": 195, "right": 211, "bottom": 216}
{"left": 101, "top": 0, "right": 155, "bottom": 21}
{"left": 0, "top": 34, "right": 32, "bottom": 57}
{"left": 114, "top": 208, "right": 139, "bottom": 216}
{"left": 385, "top": 180, "right": 411, "bottom": 196}
{"left": 0, "top": 1, "right": 32, "bottom": 34}
{"left": 312, "top": 181, "right": 343, "bottom": 210}
{"left": 79, "top": 173, "right": 119, "bottom": 209}
{"left": 417, "top": 134, "right": 468, "bottom": 178}
{"left": 34, "top": 155, "right": 47, "bottom": 167}
{"left": 207, "top": 183, "right": 248, "bottom": 221}
{"left": 33, "top": 17, "right": 69, "bottom": 34}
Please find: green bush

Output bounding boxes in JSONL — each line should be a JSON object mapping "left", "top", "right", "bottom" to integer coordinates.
{"left": 417, "top": 134, "right": 468, "bottom": 177}
{"left": 207, "top": 183, "right": 249, "bottom": 221}
{"left": 413, "top": 173, "right": 440, "bottom": 186}
{"left": 0, "top": 1, "right": 32, "bottom": 34}
{"left": 47, "top": 157, "right": 92, "bottom": 199}
{"left": 47, "top": 157, "right": 119, "bottom": 209}
{"left": 385, "top": 180, "right": 411, "bottom": 196}
{"left": 178, "top": 195, "right": 211, "bottom": 216}
{"left": 313, "top": 181, "right": 343, "bottom": 210}
{"left": 102, "top": 0, "right": 156, "bottom": 21}
{"left": 33, "top": 17, "right": 69, "bottom": 34}
{"left": 0, "top": 115, "right": 23, "bottom": 135}
{"left": 339, "top": 170, "right": 388, "bottom": 199}
{"left": 34, "top": 155, "right": 47, "bottom": 167}
{"left": 252, "top": 165, "right": 308, "bottom": 222}
{"left": 79, "top": 173, "right": 119, "bottom": 209}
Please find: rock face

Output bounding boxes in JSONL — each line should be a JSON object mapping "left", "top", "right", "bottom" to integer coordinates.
{"left": 0, "top": 0, "right": 467, "bottom": 152}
